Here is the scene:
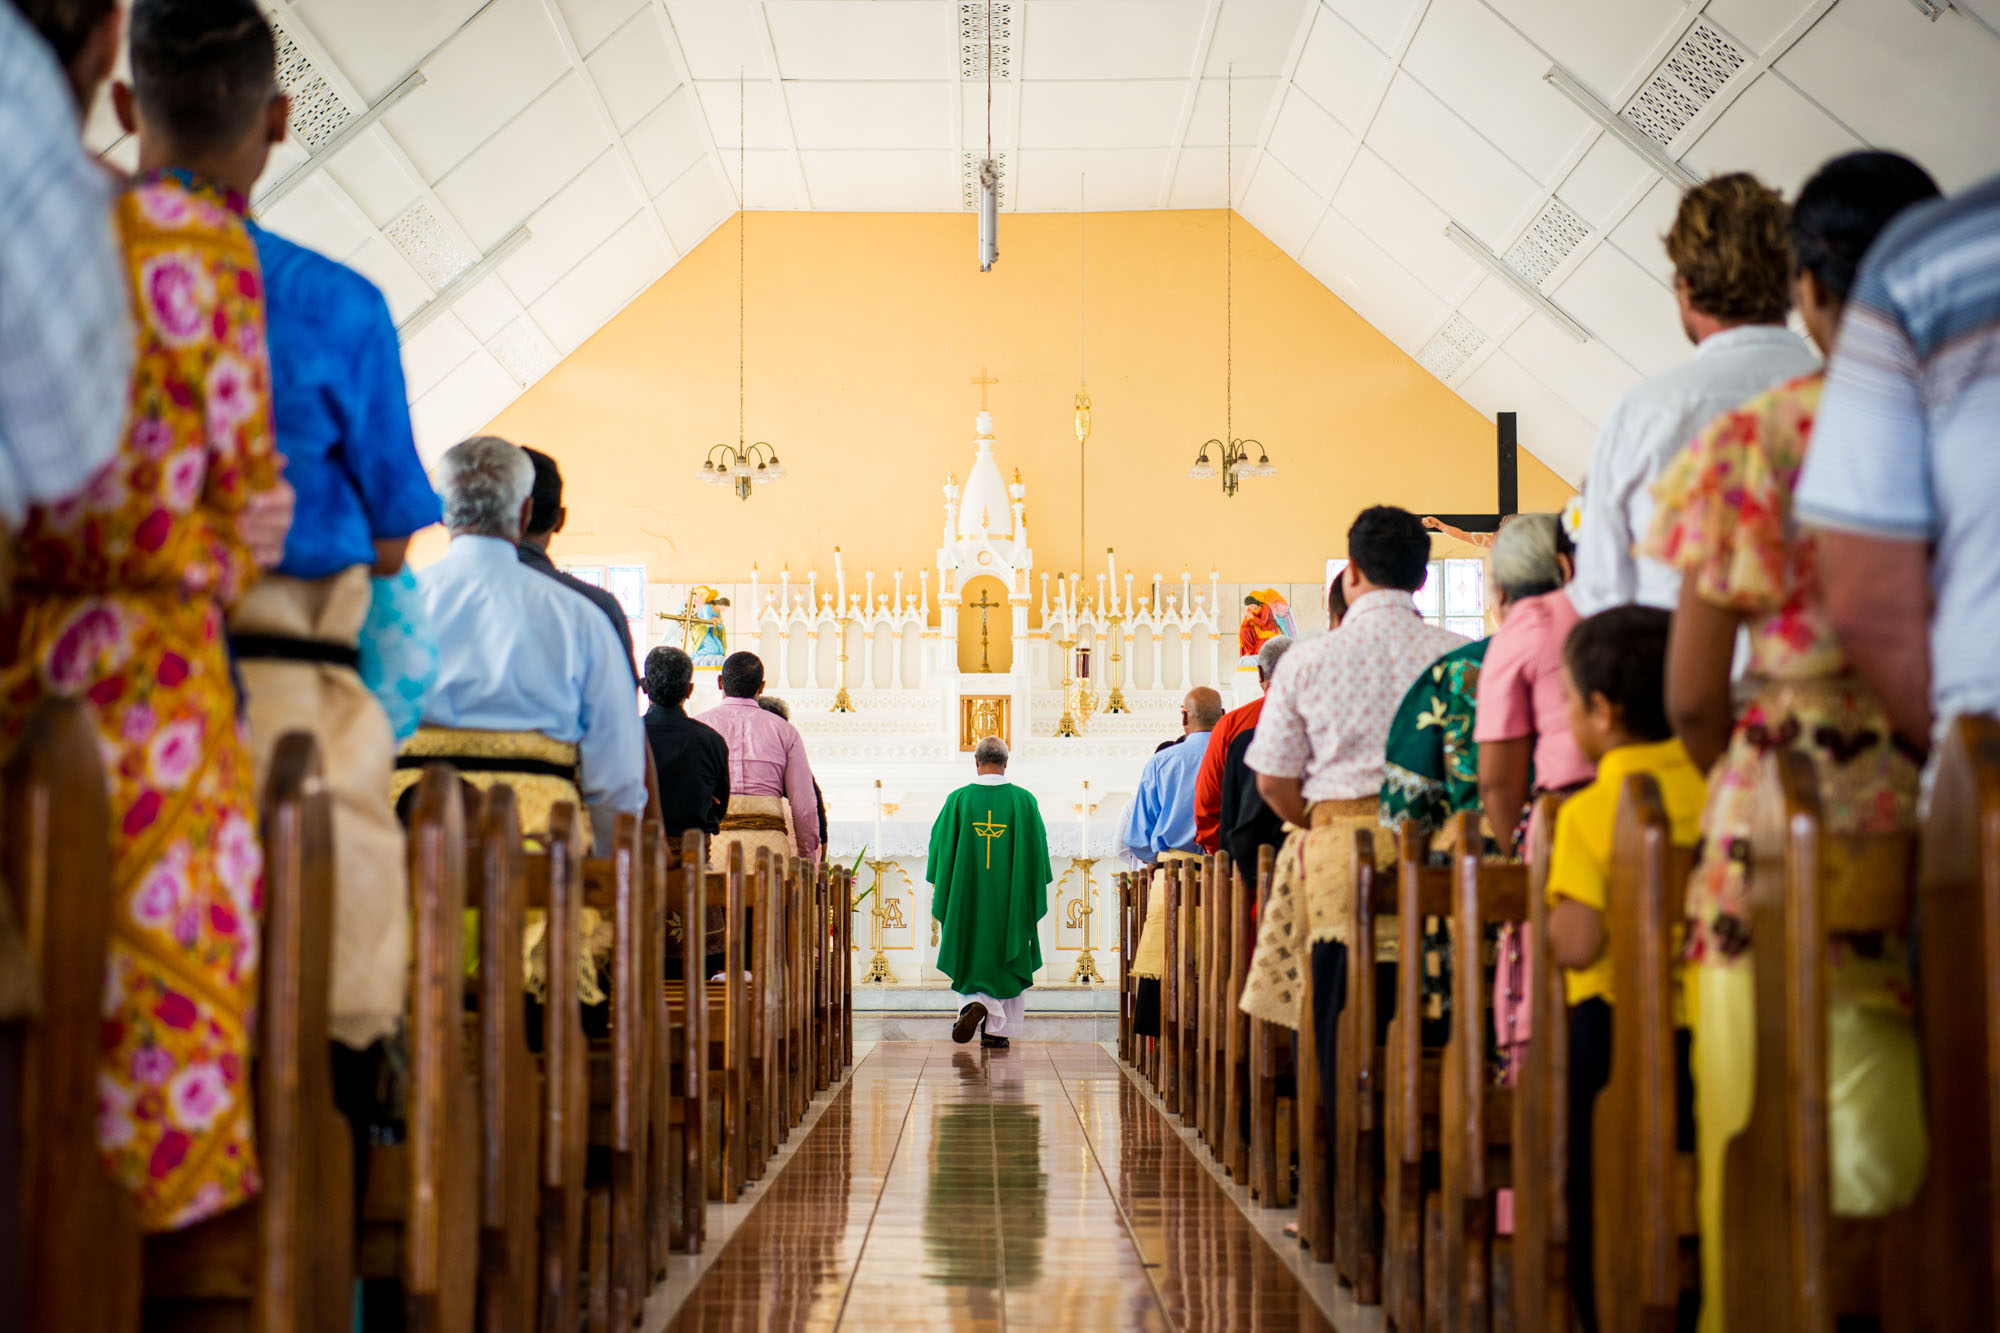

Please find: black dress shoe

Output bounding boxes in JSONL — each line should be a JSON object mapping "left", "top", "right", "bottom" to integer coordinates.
{"left": 980, "top": 1034, "right": 1010, "bottom": 1050}
{"left": 952, "top": 1002, "right": 988, "bottom": 1044}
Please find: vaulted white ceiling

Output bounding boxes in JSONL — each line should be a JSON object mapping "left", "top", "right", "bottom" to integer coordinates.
{"left": 86, "top": 1, "right": 2000, "bottom": 481}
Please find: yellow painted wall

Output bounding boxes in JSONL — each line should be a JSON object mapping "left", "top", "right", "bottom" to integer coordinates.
{"left": 474, "top": 210, "right": 1573, "bottom": 585}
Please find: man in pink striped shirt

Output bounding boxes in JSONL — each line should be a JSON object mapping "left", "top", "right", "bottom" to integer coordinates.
{"left": 697, "top": 651, "right": 822, "bottom": 867}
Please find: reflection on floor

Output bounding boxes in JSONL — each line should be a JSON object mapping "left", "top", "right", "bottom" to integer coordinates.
{"left": 659, "top": 1041, "right": 1362, "bottom": 1331}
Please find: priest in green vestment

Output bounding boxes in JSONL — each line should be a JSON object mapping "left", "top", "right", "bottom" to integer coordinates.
{"left": 928, "top": 735, "right": 1053, "bottom": 1048}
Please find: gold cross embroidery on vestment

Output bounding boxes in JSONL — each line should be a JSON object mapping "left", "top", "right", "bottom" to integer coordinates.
{"left": 972, "top": 809, "right": 1008, "bottom": 869}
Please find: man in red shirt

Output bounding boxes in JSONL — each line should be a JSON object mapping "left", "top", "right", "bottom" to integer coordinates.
{"left": 1194, "top": 633, "right": 1293, "bottom": 853}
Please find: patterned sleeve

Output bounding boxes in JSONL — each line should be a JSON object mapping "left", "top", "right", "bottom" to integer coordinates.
{"left": 1641, "top": 382, "right": 1809, "bottom": 615}
{"left": 1243, "top": 651, "right": 1308, "bottom": 779}
{"left": 1379, "top": 661, "right": 1448, "bottom": 837}
{"left": 196, "top": 218, "right": 281, "bottom": 606}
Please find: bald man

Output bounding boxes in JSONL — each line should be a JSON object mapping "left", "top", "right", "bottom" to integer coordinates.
{"left": 1120, "top": 686, "right": 1225, "bottom": 1034}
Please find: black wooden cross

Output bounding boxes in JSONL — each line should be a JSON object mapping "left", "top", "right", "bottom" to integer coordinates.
{"left": 1425, "top": 411, "right": 1519, "bottom": 536}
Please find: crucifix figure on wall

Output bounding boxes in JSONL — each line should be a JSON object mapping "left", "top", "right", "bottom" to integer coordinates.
{"left": 1421, "top": 411, "right": 1521, "bottom": 543}
{"left": 971, "top": 366, "right": 999, "bottom": 410}
{"left": 970, "top": 588, "right": 1000, "bottom": 672}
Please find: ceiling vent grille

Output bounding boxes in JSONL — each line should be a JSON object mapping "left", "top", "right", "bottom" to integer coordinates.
{"left": 383, "top": 203, "right": 476, "bottom": 290}
{"left": 962, "top": 151, "right": 1007, "bottom": 209}
{"left": 488, "top": 319, "right": 560, "bottom": 389}
{"left": 270, "top": 17, "right": 353, "bottom": 151}
{"left": 1504, "top": 198, "right": 1592, "bottom": 289}
{"left": 960, "top": 2, "right": 1015, "bottom": 81}
{"left": 1417, "top": 314, "right": 1487, "bottom": 382}
{"left": 1621, "top": 19, "right": 1746, "bottom": 149}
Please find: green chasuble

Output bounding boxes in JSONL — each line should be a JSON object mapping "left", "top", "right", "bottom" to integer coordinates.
{"left": 927, "top": 780, "right": 1053, "bottom": 999}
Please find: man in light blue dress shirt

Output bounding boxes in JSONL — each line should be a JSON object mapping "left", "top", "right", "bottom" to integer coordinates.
{"left": 1121, "top": 686, "right": 1224, "bottom": 1037}
{"left": 411, "top": 436, "right": 645, "bottom": 848}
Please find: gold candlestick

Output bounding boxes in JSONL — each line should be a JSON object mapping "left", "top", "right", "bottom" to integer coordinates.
{"left": 1053, "top": 634, "right": 1081, "bottom": 737}
{"left": 1064, "top": 856, "right": 1104, "bottom": 983}
{"left": 830, "top": 608, "right": 857, "bottom": 713}
{"left": 1102, "top": 610, "right": 1129, "bottom": 713}
{"left": 857, "top": 857, "right": 898, "bottom": 983}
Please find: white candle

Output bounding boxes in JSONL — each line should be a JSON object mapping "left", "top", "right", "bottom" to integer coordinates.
{"left": 1081, "top": 780, "right": 1091, "bottom": 858}
{"left": 1106, "top": 548, "right": 1118, "bottom": 611}
{"left": 894, "top": 567, "right": 903, "bottom": 614}
{"left": 874, "top": 778, "right": 884, "bottom": 854}
{"left": 834, "top": 547, "right": 846, "bottom": 605}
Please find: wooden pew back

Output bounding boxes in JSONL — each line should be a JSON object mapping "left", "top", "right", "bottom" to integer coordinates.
{"left": 1512, "top": 794, "right": 1571, "bottom": 1333}
{"left": 473, "top": 788, "right": 537, "bottom": 1333}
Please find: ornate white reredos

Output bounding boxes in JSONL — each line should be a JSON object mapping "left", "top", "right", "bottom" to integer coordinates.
{"left": 938, "top": 409, "right": 1032, "bottom": 608}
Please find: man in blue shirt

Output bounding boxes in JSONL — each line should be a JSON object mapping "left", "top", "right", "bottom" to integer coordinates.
{"left": 1120, "top": 686, "right": 1223, "bottom": 1036}
{"left": 405, "top": 435, "right": 645, "bottom": 851}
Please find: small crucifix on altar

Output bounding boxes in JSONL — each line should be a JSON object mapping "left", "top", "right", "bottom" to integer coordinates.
{"left": 970, "top": 587, "right": 1000, "bottom": 672}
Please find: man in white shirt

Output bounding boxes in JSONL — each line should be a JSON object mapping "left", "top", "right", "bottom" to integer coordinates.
{"left": 1569, "top": 172, "right": 1819, "bottom": 616}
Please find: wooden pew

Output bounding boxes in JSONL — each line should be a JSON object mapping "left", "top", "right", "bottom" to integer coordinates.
{"left": 1248, "top": 845, "right": 1289, "bottom": 1208}
{"left": 142, "top": 732, "right": 356, "bottom": 1333}
{"left": 1436, "top": 811, "right": 1529, "bottom": 1333}
{"left": 527, "top": 805, "right": 589, "bottom": 1333}
{"left": 1335, "top": 826, "right": 1387, "bottom": 1305}
{"left": 1196, "top": 854, "right": 1216, "bottom": 1147}
{"left": 1296, "top": 873, "right": 1333, "bottom": 1264}
{"left": 1511, "top": 795, "right": 1570, "bottom": 1333}
{"left": 1909, "top": 714, "right": 2000, "bottom": 1329}
{"left": 661, "top": 833, "right": 707, "bottom": 1254}
{"left": 1162, "top": 863, "right": 1182, "bottom": 1113}
{"left": 744, "top": 848, "right": 775, "bottom": 1178}
{"left": 1594, "top": 775, "right": 1697, "bottom": 1333}
{"left": 473, "top": 788, "right": 538, "bottom": 1333}
{"left": 4, "top": 700, "right": 136, "bottom": 1333}
{"left": 1180, "top": 859, "right": 1200, "bottom": 1125}
{"left": 664, "top": 847, "right": 746, "bottom": 1204}
{"left": 1223, "top": 854, "right": 1251, "bottom": 1182}
{"left": 1381, "top": 826, "right": 1450, "bottom": 1333}
{"left": 1117, "top": 872, "right": 1134, "bottom": 1064}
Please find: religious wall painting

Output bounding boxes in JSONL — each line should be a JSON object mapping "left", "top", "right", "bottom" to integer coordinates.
{"left": 1237, "top": 587, "right": 1297, "bottom": 659}
{"left": 661, "top": 584, "right": 733, "bottom": 666}
{"left": 959, "top": 694, "right": 1010, "bottom": 751}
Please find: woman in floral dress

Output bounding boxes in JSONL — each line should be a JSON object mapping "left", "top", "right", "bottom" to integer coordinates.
{"left": 0, "top": 167, "right": 282, "bottom": 1232}
{"left": 1643, "top": 150, "right": 1941, "bottom": 1329}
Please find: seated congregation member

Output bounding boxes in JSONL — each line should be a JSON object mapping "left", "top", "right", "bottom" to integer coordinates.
{"left": 1240, "top": 506, "right": 1466, "bottom": 1198}
{"left": 1544, "top": 606, "right": 1706, "bottom": 1332}
{"left": 698, "top": 652, "right": 821, "bottom": 867}
{"left": 758, "top": 695, "right": 828, "bottom": 849}
{"left": 1121, "top": 686, "right": 1224, "bottom": 1037}
{"left": 0, "top": 0, "right": 291, "bottom": 1231}
{"left": 1644, "top": 150, "right": 1941, "bottom": 1326}
{"left": 1195, "top": 636, "right": 1290, "bottom": 856}
{"left": 1210, "top": 636, "right": 1294, "bottom": 877}
{"left": 644, "top": 645, "right": 729, "bottom": 840}
{"left": 1569, "top": 173, "right": 1818, "bottom": 618}
{"left": 407, "top": 434, "right": 645, "bottom": 851}
{"left": 1476, "top": 512, "right": 1590, "bottom": 843}
{"left": 519, "top": 446, "right": 637, "bottom": 681}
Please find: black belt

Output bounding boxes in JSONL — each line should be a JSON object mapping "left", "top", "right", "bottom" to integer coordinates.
{"left": 394, "top": 754, "right": 579, "bottom": 781}
{"left": 230, "top": 633, "right": 362, "bottom": 672}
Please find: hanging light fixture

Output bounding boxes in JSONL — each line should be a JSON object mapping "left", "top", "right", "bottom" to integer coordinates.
{"left": 975, "top": 1, "right": 1000, "bottom": 271}
{"left": 1188, "top": 65, "right": 1274, "bottom": 499}
{"left": 696, "top": 69, "right": 786, "bottom": 501}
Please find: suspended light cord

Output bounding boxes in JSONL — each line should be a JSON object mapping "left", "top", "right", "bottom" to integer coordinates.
{"left": 1079, "top": 174, "right": 1087, "bottom": 384}
{"left": 1225, "top": 64, "right": 1232, "bottom": 452}
{"left": 738, "top": 68, "right": 746, "bottom": 448}
{"left": 985, "top": 1, "right": 994, "bottom": 161}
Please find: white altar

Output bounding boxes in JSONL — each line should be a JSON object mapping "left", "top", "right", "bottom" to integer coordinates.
{"left": 653, "top": 406, "right": 1335, "bottom": 994}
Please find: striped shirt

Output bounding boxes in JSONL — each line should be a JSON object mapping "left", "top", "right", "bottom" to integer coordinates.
{"left": 1795, "top": 173, "right": 2000, "bottom": 725}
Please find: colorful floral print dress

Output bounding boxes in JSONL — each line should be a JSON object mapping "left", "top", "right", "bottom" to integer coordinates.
{"left": 0, "top": 173, "right": 279, "bottom": 1231}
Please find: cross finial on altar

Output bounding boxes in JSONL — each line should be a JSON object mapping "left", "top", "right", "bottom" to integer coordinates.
{"left": 971, "top": 366, "right": 999, "bottom": 410}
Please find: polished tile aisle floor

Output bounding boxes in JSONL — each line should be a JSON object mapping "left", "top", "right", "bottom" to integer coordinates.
{"left": 663, "top": 1042, "right": 1339, "bottom": 1331}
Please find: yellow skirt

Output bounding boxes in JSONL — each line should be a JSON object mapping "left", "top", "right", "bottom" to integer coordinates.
{"left": 1131, "top": 852, "right": 1202, "bottom": 979}
{"left": 1239, "top": 800, "right": 1380, "bottom": 1030}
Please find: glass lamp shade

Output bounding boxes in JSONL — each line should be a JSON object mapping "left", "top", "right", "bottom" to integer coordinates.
{"left": 1187, "top": 453, "right": 1218, "bottom": 480}
{"left": 730, "top": 455, "right": 753, "bottom": 479}
{"left": 752, "top": 463, "right": 773, "bottom": 484}
{"left": 763, "top": 456, "right": 787, "bottom": 480}
{"left": 1255, "top": 454, "right": 1276, "bottom": 477}
{"left": 697, "top": 461, "right": 717, "bottom": 483}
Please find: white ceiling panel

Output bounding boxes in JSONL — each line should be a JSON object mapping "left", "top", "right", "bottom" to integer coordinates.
{"left": 1402, "top": 0, "right": 1598, "bottom": 185}
{"left": 529, "top": 213, "right": 675, "bottom": 353}
{"left": 585, "top": 12, "right": 683, "bottom": 134}
{"left": 375, "top": 0, "right": 569, "bottom": 181}
{"left": 1331, "top": 149, "right": 1482, "bottom": 303}
{"left": 1485, "top": 0, "right": 1690, "bottom": 104}
{"left": 258, "top": 174, "right": 376, "bottom": 268}
{"left": 1458, "top": 350, "right": 1599, "bottom": 483}
{"left": 1021, "top": 1, "right": 1209, "bottom": 79}
{"left": 738, "top": 151, "right": 810, "bottom": 210}
{"left": 1685, "top": 73, "right": 1863, "bottom": 198}
{"left": 495, "top": 154, "right": 648, "bottom": 304}
{"left": 627, "top": 89, "right": 713, "bottom": 198}
{"left": 1183, "top": 77, "right": 1281, "bottom": 146}
{"left": 961, "top": 83, "right": 1023, "bottom": 150}
{"left": 1503, "top": 315, "right": 1644, "bottom": 425}
{"left": 1702, "top": 0, "right": 1815, "bottom": 56}
{"left": 1552, "top": 241, "right": 1685, "bottom": 379}
{"left": 656, "top": 160, "right": 737, "bottom": 252}
{"left": 1608, "top": 177, "right": 1681, "bottom": 285}
{"left": 1290, "top": 8, "right": 1392, "bottom": 134}
{"left": 1322, "top": 0, "right": 1425, "bottom": 57}
{"left": 433, "top": 75, "right": 611, "bottom": 251}
{"left": 661, "top": 1, "right": 768, "bottom": 81}
{"left": 765, "top": 1, "right": 957, "bottom": 81}
{"left": 1301, "top": 209, "right": 1446, "bottom": 351}
{"left": 1167, "top": 147, "right": 1231, "bottom": 208}
{"left": 1238, "top": 157, "right": 1325, "bottom": 256}
{"left": 557, "top": 0, "right": 649, "bottom": 56}
{"left": 1460, "top": 274, "right": 1531, "bottom": 338}
{"left": 1554, "top": 131, "right": 1653, "bottom": 232}
{"left": 1364, "top": 74, "right": 1542, "bottom": 248}
{"left": 450, "top": 275, "right": 531, "bottom": 342}
{"left": 292, "top": 0, "right": 484, "bottom": 101}
{"left": 411, "top": 350, "right": 520, "bottom": 463}
{"left": 696, "top": 81, "right": 795, "bottom": 150}
{"left": 344, "top": 236, "right": 440, "bottom": 326}
{"left": 800, "top": 151, "right": 959, "bottom": 211}
{"left": 788, "top": 83, "right": 955, "bottom": 150}
{"left": 1019, "top": 82, "right": 1187, "bottom": 148}
{"left": 1013, "top": 148, "right": 1174, "bottom": 210}
{"left": 323, "top": 133, "right": 426, "bottom": 228}
{"left": 1203, "top": 0, "right": 1314, "bottom": 77}
{"left": 399, "top": 313, "right": 481, "bottom": 401}
{"left": 1264, "top": 89, "right": 1358, "bottom": 196}
{"left": 1778, "top": 4, "right": 2000, "bottom": 191}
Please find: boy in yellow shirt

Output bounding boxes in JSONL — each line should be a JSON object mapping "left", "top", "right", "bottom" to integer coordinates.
{"left": 1544, "top": 606, "right": 1707, "bottom": 1332}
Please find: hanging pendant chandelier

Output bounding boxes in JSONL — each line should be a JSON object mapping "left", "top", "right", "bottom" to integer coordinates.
{"left": 1187, "top": 66, "right": 1274, "bottom": 499}
{"left": 696, "top": 70, "right": 786, "bottom": 501}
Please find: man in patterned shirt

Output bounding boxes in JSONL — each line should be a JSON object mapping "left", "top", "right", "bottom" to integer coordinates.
{"left": 1239, "top": 506, "right": 1467, "bottom": 1202}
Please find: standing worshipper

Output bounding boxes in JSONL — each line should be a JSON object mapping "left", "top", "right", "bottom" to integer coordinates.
{"left": 518, "top": 446, "right": 637, "bottom": 681}
{"left": 929, "top": 737, "right": 1052, "bottom": 1048}
{"left": 1121, "top": 685, "right": 1224, "bottom": 1036}
{"left": 643, "top": 645, "right": 729, "bottom": 840}
{"left": 1568, "top": 173, "right": 1817, "bottom": 617}
{"left": 698, "top": 651, "right": 822, "bottom": 866}
{"left": 0, "top": 0, "right": 291, "bottom": 1231}
{"left": 1195, "top": 636, "right": 1291, "bottom": 855}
